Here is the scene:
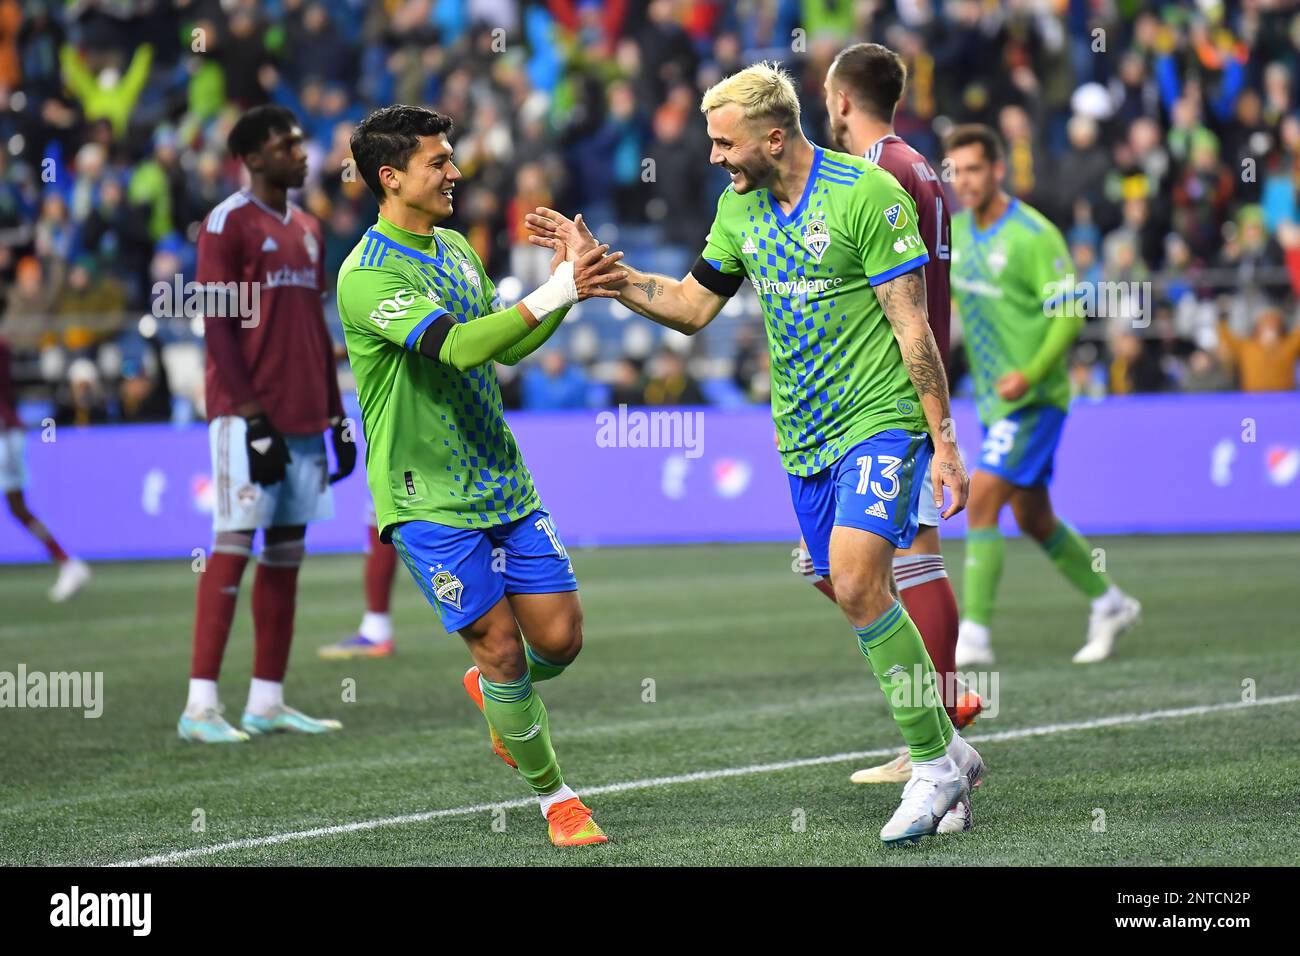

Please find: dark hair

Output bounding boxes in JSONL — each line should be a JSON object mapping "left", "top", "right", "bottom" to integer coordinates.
{"left": 350, "top": 105, "right": 454, "bottom": 201}
{"left": 944, "top": 124, "right": 1004, "bottom": 163}
{"left": 830, "top": 43, "right": 906, "bottom": 123}
{"left": 227, "top": 105, "right": 300, "bottom": 158}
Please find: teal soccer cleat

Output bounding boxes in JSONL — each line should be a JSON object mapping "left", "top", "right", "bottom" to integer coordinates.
{"left": 241, "top": 705, "right": 343, "bottom": 736}
{"left": 178, "top": 707, "right": 251, "bottom": 744}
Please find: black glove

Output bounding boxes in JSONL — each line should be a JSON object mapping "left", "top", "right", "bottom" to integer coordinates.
{"left": 329, "top": 417, "right": 357, "bottom": 484}
{"left": 244, "top": 413, "right": 291, "bottom": 486}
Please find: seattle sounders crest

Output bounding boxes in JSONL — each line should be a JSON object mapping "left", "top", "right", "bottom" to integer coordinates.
{"left": 803, "top": 218, "right": 831, "bottom": 262}
{"left": 431, "top": 568, "right": 464, "bottom": 610}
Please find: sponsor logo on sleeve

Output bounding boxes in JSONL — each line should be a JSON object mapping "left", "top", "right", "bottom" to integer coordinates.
{"left": 369, "top": 288, "right": 417, "bottom": 330}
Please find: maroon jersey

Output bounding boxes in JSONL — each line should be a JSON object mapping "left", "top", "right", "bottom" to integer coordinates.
{"left": 866, "top": 135, "right": 951, "bottom": 366}
{"left": 196, "top": 190, "right": 339, "bottom": 434}
{"left": 0, "top": 336, "right": 19, "bottom": 429}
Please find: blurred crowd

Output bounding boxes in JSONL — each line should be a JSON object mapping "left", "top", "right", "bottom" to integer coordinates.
{"left": 1, "top": 0, "right": 1299, "bottom": 424}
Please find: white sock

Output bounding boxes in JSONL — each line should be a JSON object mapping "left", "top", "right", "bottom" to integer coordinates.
{"left": 958, "top": 620, "right": 991, "bottom": 647}
{"left": 946, "top": 731, "right": 971, "bottom": 762}
{"left": 1091, "top": 585, "right": 1125, "bottom": 615}
{"left": 359, "top": 611, "right": 392, "bottom": 642}
{"left": 246, "top": 678, "right": 284, "bottom": 716}
{"left": 912, "top": 753, "right": 959, "bottom": 782}
{"left": 186, "top": 678, "right": 219, "bottom": 715}
{"left": 538, "top": 783, "right": 578, "bottom": 817}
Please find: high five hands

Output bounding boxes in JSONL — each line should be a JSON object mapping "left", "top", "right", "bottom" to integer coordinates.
{"left": 527, "top": 208, "right": 604, "bottom": 263}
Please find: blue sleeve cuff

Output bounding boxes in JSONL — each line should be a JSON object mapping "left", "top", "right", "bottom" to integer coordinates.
{"left": 404, "top": 308, "right": 450, "bottom": 351}
{"left": 1043, "top": 285, "right": 1087, "bottom": 314}
{"left": 868, "top": 252, "right": 930, "bottom": 287}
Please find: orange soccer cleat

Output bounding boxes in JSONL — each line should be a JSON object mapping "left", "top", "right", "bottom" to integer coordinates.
{"left": 954, "top": 691, "right": 984, "bottom": 731}
{"left": 462, "top": 666, "right": 517, "bottom": 769}
{"left": 546, "top": 797, "right": 608, "bottom": 847}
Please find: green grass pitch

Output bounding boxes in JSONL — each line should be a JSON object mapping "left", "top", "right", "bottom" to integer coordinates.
{"left": 1, "top": 534, "right": 1297, "bottom": 866}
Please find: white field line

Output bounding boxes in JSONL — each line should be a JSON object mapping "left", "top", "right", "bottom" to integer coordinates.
{"left": 110, "top": 693, "right": 1300, "bottom": 867}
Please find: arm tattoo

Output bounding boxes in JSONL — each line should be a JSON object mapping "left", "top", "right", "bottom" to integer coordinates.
{"left": 875, "top": 270, "right": 951, "bottom": 416}
{"left": 632, "top": 277, "right": 660, "bottom": 301}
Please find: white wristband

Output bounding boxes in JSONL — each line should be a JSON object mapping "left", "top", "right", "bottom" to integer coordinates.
{"left": 520, "top": 260, "right": 578, "bottom": 322}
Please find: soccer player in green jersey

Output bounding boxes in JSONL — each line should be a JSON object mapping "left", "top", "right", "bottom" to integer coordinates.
{"left": 529, "top": 63, "right": 984, "bottom": 845}
{"left": 945, "top": 124, "right": 1141, "bottom": 666}
{"left": 338, "top": 105, "right": 626, "bottom": 847}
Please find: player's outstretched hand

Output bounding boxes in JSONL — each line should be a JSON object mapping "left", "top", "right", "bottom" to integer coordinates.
{"left": 573, "top": 243, "right": 627, "bottom": 300}
{"left": 328, "top": 417, "right": 357, "bottom": 484}
{"left": 932, "top": 442, "right": 969, "bottom": 520}
{"left": 526, "top": 208, "right": 600, "bottom": 259}
{"left": 245, "top": 413, "right": 291, "bottom": 487}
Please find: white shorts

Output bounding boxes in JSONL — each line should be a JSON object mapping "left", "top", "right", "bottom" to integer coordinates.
{"left": 915, "top": 465, "right": 939, "bottom": 528}
{"left": 0, "top": 428, "right": 27, "bottom": 494}
{"left": 209, "top": 416, "right": 334, "bottom": 532}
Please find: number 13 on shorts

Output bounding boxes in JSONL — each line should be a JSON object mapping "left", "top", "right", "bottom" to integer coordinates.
{"left": 855, "top": 454, "right": 904, "bottom": 500}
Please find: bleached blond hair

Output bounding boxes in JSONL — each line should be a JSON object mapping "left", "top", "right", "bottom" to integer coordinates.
{"left": 699, "top": 61, "right": 801, "bottom": 131}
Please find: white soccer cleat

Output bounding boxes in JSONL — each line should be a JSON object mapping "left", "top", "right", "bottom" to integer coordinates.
{"left": 880, "top": 770, "right": 968, "bottom": 846}
{"left": 851, "top": 747, "right": 912, "bottom": 784}
{"left": 1073, "top": 595, "right": 1141, "bottom": 664}
{"left": 49, "top": 558, "right": 91, "bottom": 603}
{"left": 955, "top": 621, "right": 995, "bottom": 668}
{"left": 937, "top": 791, "right": 973, "bottom": 833}
{"left": 937, "top": 734, "right": 985, "bottom": 833}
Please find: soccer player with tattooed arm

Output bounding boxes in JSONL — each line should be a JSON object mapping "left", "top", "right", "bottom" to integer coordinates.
{"left": 528, "top": 63, "right": 986, "bottom": 844}
{"left": 339, "top": 105, "right": 626, "bottom": 847}
{"left": 821, "top": 42, "right": 984, "bottom": 791}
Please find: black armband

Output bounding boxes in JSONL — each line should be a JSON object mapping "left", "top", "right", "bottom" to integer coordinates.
{"left": 691, "top": 256, "right": 743, "bottom": 298}
{"left": 416, "top": 314, "right": 456, "bottom": 362}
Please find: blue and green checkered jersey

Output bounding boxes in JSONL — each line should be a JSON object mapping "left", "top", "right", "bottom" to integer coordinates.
{"left": 337, "top": 216, "right": 539, "bottom": 535}
{"left": 699, "top": 146, "right": 930, "bottom": 477}
{"left": 950, "top": 198, "right": 1074, "bottom": 426}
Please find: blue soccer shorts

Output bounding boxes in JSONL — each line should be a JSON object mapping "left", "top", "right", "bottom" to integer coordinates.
{"left": 389, "top": 507, "right": 577, "bottom": 633}
{"left": 789, "top": 429, "right": 933, "bottom": 578}
{"left": 977, "top": 405, "right": 1067, "bottom": 488}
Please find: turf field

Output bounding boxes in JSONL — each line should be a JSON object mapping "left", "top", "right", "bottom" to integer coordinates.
{"left": 1, "top": 534, "right": 1297, "bottom": 866}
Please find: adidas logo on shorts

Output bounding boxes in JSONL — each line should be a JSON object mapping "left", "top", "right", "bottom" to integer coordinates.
{"left": 865, "top": 501, "right": 889, "bottom": 520}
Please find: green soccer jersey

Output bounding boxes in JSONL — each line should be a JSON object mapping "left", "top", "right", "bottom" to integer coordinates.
{"left": 950, "top": 198, "right": 1074, "bottom": 425}
{"left": 699, "top": 146, "right": 929, "bottom": 477}
{"left": 337, "top": 216, "right": 539, "bottom": 535}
